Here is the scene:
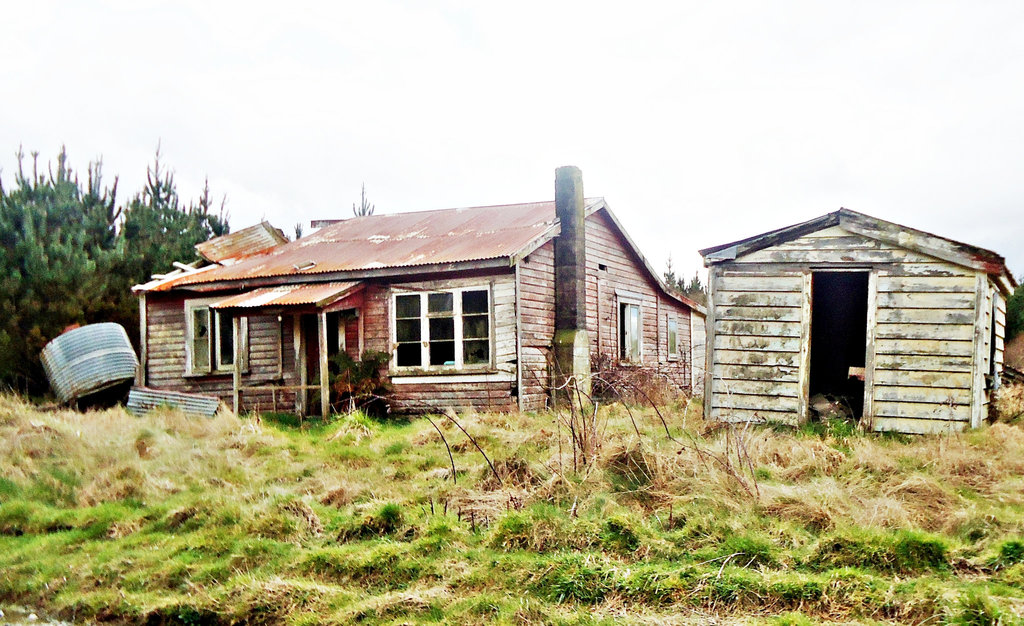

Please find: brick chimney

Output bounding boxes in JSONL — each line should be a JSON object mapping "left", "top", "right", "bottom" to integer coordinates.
{"left": 552, "top": 166, "right": 591, "bottom": 402}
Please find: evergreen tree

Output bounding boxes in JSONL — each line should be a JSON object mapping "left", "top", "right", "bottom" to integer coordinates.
{"left": 1007, "top": 280, "right": 1024, "bottom": 341}
{"left": 353, "top": 182, "right": 375, "bottom": 217}
{"left": 0, "top": 147, "right": 119, "bottom": 392}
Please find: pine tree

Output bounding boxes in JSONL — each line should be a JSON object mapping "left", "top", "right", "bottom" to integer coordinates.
{"left": 353, "top": 183, "right": 375, "bottom": 217}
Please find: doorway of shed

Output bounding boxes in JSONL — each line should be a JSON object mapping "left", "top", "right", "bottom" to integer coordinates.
{"left": 809, "top": 272, "right": 869, "bottom": 417}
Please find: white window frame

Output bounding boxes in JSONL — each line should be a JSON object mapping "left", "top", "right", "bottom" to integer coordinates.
{"left": 390, "top": 286, "right": 493, "bottom": 373}
{"left": 667, "top": 315, "right": 679, "bottom": 361}
{"left": 185, "top": 298, "right": 247, "bottom": 375}
{"left": 618, "top": 296, "right": 643, "bottom": 364}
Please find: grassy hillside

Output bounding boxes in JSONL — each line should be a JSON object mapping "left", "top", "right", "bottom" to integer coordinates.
{"left": 2, "top": 394, "right": 1024, "bottom": 625}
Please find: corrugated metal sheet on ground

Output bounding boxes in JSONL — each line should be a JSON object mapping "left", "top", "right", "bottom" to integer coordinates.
{"left": 149, "top": 200, "right": 603, "bottom": 290}
{"left": 195, "top": 221, "right": 288, "bottom": 263}
{"left": 210, "top": 281, "right": 361, "bottom": 309}
{"left": 40, "top": 323, "right": 139, "bottom": 403}
{"left": 127, "top": 387, "right": 221, "bottom": 418}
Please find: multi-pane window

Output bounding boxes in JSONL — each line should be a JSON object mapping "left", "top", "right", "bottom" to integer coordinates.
{"left": 186, "top": 300, "right": 245, "bottom": 374}
{"left": 668, "top": 318, "right": 678, "bottom": 359}
{"left": 619, "top": 301, "right": 641, "bottom": 363}
{"left": 393, "top": 288, "right": 491, "bottom": 370}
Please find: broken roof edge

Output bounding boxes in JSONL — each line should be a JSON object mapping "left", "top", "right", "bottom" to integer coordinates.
{"left": 700, "top": 208, "right": 1015, "bottom": 290}
{"left": 195, "top": 220, "right": 288, "bottom": 263}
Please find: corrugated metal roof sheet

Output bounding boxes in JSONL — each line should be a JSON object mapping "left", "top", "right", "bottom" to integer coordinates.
{"left": 150, "top": 200, "right": 603, "bottom": 291}
{"left": 127, "top": 386, "right": 220, "bottom": 418}
{"left": 195, "top": 221, "right": 288, "bottom": 263}
{"left": 210, "top": 282, "right": 361, "bottom": 309}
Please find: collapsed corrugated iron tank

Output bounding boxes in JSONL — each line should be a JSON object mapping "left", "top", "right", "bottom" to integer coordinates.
{"left": 40, "top": 323, "right": 139, "bottom": 406}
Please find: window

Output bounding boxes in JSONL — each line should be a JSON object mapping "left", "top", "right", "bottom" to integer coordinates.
{"left": 619, "top": 301, "right": 641, "bottom": 362}
{"left": 668, "top": 317, "right": 678, "bottom": 360}
{"left": 185, "top": 299, "right": 247, "bottom": 375}
{"left": 393, "top": 287, "right": 491, "bottom": 370}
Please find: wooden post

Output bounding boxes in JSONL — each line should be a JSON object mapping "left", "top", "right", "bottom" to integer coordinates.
{"left": 319, "top": 311, "right": 330, "bottom": 418}
{"left": 515, "top": 263, "right": 524, "bottom": 411}
{"left": 137, "top": 294, "right": 147, "bottom": 386}
{"left": 357, "top": 309, "right": 364, "bottom": 358}
{"left": 861, "top": 271, "right": 878, "bottom": 430}
{"left": 703, "top": 266, "right": 717, "bottom": 422}
{"left": 294, "top": 314, "right": 305, "bottom": 416}
{"left": 233, "top": 315, "right": 242, "bottom": 415}
{"left": 797, "top": 271, "right": 813, "bottom": 424}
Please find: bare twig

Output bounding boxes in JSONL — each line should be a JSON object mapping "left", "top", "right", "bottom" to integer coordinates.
{"left": 424, "top": 414, "right": 457, "bottom": 484}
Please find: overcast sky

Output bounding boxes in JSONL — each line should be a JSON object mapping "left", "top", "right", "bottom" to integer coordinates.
{"left": 3, "top": 1, "right": 1022, "bottom": 280}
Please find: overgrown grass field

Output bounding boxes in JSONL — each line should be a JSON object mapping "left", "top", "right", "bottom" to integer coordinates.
{"left": 2, "top": 394, "right": 1024, "bottom": 624}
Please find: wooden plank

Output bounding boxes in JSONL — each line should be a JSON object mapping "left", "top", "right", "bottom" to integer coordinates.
{"left": 767, "top": 235, "right": 889, "bottom": 251}
{"left": 875, "top": 308, "right": 974, "bottom": 325}
{"left": 798, "top": 271, "right": 812, "bottom": 423}
{"left": 874, "top": 400, "right": 970, "bottom": 421}
{"left": 872, "top": 416, "right": 968, "bottom": 434}
{"left": 715, "top": 320, "right": 802, "bottom": 338}
{"left": 874, "top": 369, "right": 972, "bottom": 388}
{"left": 714, "top": 334, "right": 802, "bottom": 352}
{"left": 876, "top": 291, "right": 975, "bottom": 309}
{"left": 884, "top": 262, "right": 967, "bottom": 278}
{"left": 736, "top": 247, "right": 928, "bottom": 265}
{"left": 319, "top": 311, "right": 329, "bottom": 417}
{"left": 874, "top": 354, "right": 973, "bottom": 373}
{"left": 717, "top": 306, "right": 802, "bottom": 322}
{"left": 704, "top": 266, "right": 717, "bottom": 420}
{"left": 862, "top": 271, "right": 878, "bottom": 427}
{"left": 716, "top": 291, "right": 803, "bottom": 307}
{"left": 874, "top": 338, "right": 974, "bottom": 357}
{"left": 715, "top": 349, "right": 799, "bottom": 367}
{"left": 874, "top": 385, "right": 971, "bottom": 404}
{"left": 875, "top": 323, "right": 974, "bottom": 341}
{"left": 971, "top": 274, "right": 988, "bottom": 428}
{"left": 713, "top": 275, "right": 804, "bottom": 293}
{"left": 714, "top": 378, "right": 799, "bottom": 397}
{"left": 714, "top": 364, "right": 799, "bottom": 382}
{"left": 712, "top": 407, "right": 799, "bottom": 425}
{"left": 876, "top": 275, "right": 976, "bottom": 293}
{"left": 712, "top": 393, "right": 800, "bottom": 412}
{"left": 233, "top": 316, "right": 242, "bottom": 414}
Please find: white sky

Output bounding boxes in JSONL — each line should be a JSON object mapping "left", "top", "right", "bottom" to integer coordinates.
{"left": 2, "top": 0, "right": 1023, "bottom": 280}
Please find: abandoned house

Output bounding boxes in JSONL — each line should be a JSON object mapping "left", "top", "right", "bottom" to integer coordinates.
{"left": 133, "top": 167, "right": 705, "bottom": 415}
{"left": 700, "top": 208, "right": 1016, "bottom": 434}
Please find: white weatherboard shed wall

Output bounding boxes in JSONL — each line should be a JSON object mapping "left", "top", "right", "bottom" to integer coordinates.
{"left": 703, "top": 215, "right": 1011, "bottom": 435}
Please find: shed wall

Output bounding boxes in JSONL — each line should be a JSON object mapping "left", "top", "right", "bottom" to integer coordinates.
{"left": 707, "top": 225, "right": 986, "bottom": 433}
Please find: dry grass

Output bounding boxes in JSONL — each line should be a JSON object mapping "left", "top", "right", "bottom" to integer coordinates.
{"left": 4, "top": 393, "right": 1024, "bottom": 624}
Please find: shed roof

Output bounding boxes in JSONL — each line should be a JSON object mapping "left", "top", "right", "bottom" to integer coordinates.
{"left": 210, "top": 282, "right": 361, "bottom": 310}
{"left": 700, "top": 208, "right": 1016, "bottom": 292}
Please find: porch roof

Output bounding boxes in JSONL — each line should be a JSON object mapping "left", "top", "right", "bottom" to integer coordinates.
{"left": 210, "top": 281, "right": 362, "bottom": 310}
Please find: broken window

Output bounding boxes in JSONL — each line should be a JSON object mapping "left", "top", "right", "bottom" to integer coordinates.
{"left": 393, "top": 287, "right": 491, "bottom": 370}
{"left": 185, "top": 300, "right": 247, "bottom": 375}
{"left": 619, "top": 301, "right": 642, "bottom": 363}
{"left": 668, "top": 317, "right": 678, "bottom": 359}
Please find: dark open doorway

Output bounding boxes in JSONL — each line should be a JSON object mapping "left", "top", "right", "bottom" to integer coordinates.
{"left": 809, "top": 271, "right": 870, "bottom": 417}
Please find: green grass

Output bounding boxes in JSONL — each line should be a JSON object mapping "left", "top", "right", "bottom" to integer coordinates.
{"left": 2, "top": 393, "right": 1024, "bottom": 624}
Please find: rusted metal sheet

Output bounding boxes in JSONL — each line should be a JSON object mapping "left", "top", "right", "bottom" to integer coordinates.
{"left": 127, "top": 386, "right": 220, "bottom": 418}
{"left": 40, "top": 323, "right": 139, "bottom": 403}
{"left": 195, "top": 221, "right": 287, "bottom": 263}
{"left": 210, "top": 282, "right": 361, "bottom": 309}
{"left": 152, "top": 201, "right": 587, "bottom": 290}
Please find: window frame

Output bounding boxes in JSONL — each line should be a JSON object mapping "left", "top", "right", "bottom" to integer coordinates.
{"left": 618, "top": 296, "right": 643, "bottom": 364}
{"left": 390, "top": 286, "right": 494, "bottom": 374}
{"left": 667, "top": 315, "right": 679, "bottom": 361}
{"left": 185, "top": 298, "right": 247, "bottom": 376}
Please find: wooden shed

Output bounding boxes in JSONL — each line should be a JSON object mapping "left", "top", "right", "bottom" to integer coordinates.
{"left": 700, "top": 209, "right": 1016, "bottom": 434}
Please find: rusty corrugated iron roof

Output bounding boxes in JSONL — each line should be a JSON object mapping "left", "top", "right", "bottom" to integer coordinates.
{"left": 195, "top": 221, "right": 288, "bottom": 263}
{"left": 210, "top": 282, "right": 361, "bottom": 309}
{"left": 150, "top": 200, "right": 604, "bottom": 291}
